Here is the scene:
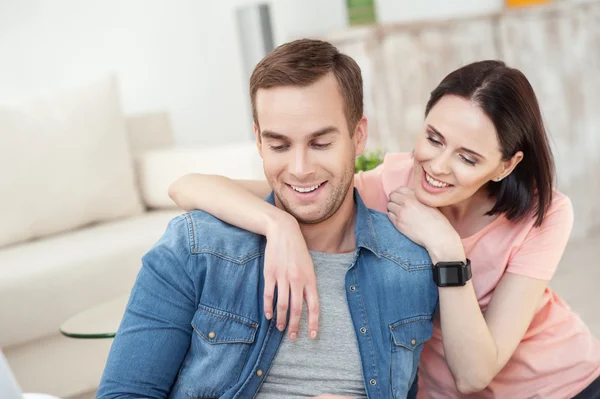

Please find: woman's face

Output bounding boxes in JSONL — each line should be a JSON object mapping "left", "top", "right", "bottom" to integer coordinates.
{"left": 413, "top": 95, "right": 512, "bottom": 209}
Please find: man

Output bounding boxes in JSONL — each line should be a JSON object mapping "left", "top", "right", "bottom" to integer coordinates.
{"left": 98, "top": 39, "right": 437, "bottom": 399}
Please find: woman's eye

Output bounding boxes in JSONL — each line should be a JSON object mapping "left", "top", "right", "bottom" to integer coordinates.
{"left": 459, "top": 154, "right": 477, "bottom": 166}
{"left": 312, "top": 143, "right": 331, "bottom": 149}
{"left": 427, "top": 136, "right": 441, "bottom": 146}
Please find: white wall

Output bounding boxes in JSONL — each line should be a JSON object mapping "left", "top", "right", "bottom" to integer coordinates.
{"left": 0, "top": 0, "right": 252, "bottom": 146}
{"left": 270, "top": 0, "right": 348, "bottom": 45}
{"left": 235, "top": 0, "right": 349, "bottom": 107}
{"left": 0, "top": 0, "right": 508, "bottom": 146}
{"left": 375, "top": 0, "right": 504, "bottom": 24}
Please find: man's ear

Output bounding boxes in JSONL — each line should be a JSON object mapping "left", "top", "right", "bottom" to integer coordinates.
{"left": 254, "top": 124, "right": 263, "bottom": 159}
{"left": 353, "top": 116, "right": 369, "bottom": 157}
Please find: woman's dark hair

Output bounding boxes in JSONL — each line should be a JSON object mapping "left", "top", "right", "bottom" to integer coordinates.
{"left": 425, "top": 60, "right": 554, "bottom": 227}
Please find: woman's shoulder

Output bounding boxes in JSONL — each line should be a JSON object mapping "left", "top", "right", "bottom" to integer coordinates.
{"left": 380, "top": 152, "right": 415, "bottom": 196}
{"left": 547, "top": 190, "right": 573, "bottom": 215}
{"left": 507, "top": 190, "right": 573, "bottom": 233}
{"left": 382, "top": 151, "right": 414, "bottom": 169}
{"left": 538, "top": 189, "right": 574, "bottom": 232}
{"left": 519, "top": 190, "right": 574, "bottom": 231}
{"left": 467, "top": 190, "right": 573, "bottom": 247}
{"left": 499, "top": 190, "right": 575, "bottom": 280}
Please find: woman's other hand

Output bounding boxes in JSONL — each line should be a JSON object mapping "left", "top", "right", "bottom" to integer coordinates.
{"left": 387, "top": 187, "right": 463, "bottom": 262}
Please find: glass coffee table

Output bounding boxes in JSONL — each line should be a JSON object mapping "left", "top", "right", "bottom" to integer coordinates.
{"left": 59, "top": 296, "right": 129, "bottom": 339}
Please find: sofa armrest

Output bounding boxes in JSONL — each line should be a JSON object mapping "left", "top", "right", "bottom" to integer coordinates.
{"left": 136, "top": 142, "right": 264, "bottom": 209}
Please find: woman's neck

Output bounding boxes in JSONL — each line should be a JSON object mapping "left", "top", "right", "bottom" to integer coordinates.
{"left": 439, "top": 187, "right": 498, "bottom": 239}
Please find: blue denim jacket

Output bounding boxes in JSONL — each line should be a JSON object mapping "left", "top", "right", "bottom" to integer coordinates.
{"left": 98, "top": 190, "right": 438, "bottom": 399}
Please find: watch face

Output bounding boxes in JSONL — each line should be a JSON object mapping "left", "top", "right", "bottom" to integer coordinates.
{"left": 439, "top": 266, "right": 460, "bottom": 284}
{"left": 434, "top": 260, "right": 471, "bottom": 287}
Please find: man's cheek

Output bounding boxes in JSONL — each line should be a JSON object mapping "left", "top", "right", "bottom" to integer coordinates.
{"left": 262, "top": 161, "right": 281, "bottom": 181}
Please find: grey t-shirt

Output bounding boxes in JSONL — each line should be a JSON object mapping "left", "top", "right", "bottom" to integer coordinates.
{"left": 256, "top": 251, "right": 368, "bottom": 398}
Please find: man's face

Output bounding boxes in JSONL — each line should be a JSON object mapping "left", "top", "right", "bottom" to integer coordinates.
{"left": 254, "top": 73, "right": 367, "bottom": 224}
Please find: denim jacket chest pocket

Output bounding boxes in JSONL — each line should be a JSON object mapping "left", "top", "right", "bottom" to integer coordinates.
{"left": 389, "top": 315, "right": 433, "bottom": 399}
{"left": 177, "top": 304, "right": 259, "bottom": 398}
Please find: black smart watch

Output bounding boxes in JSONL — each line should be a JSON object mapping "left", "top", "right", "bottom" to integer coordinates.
{"left": 433, "top": 258, "right": 472, "bottom": 287}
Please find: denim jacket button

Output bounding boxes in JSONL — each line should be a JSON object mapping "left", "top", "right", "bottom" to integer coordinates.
{"left": 360, "top": 327, "right": 367, "bottom": 334}
{"left": 208, "top": 331, "right": 216, "bottom": 339}
{"left": 411, "top": 338, "right": 416, "bottom": 345}
{"left": 349, "top": 285, "right": 356, "bottom": 292}
{"left": 370, "top": 379, "right": 377, "bottom": 385}
{"left": 256, "top": 369, "right": 263, "bottom": 377}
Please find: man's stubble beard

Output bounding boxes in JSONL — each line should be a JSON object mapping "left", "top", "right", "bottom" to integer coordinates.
{"left": 271, "top": 164, "right": 355, "bottom": 225}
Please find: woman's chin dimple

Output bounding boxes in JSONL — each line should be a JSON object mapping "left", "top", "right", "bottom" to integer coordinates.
{"left": 418, "top": 188, "right": 456, "bottom": 206}
{"left": 416, "top": 191, "right": 439, "bottom": 206}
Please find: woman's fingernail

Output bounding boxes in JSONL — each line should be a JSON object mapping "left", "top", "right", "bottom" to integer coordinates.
{"left": 310, "top": 330, "right": 317, "bottom": 339}
{"left": 277, "top": 324, "right": 284, "bottom": 331}
{"left": 265, "top": 312, "right": 272, "bottom": 319}
{"left": 290, "top": 332, "right": 297, "bottom": 340}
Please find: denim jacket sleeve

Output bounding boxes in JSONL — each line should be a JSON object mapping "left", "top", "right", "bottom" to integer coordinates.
{"left": 97, "top": 215, "right": 197, "bottom": 399}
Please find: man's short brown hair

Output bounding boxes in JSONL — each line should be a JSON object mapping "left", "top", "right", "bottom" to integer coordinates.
{"left": 250, "top": 39, "right": 363, "bottom": 135}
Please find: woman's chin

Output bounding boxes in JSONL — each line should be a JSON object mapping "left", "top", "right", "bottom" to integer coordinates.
{"left": 415, "top": 189, "right": 449, "bottom": 208}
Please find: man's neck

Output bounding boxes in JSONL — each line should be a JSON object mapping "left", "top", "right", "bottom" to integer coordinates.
{"left": 298, "top": 189, "right": 357, "bottom": 254}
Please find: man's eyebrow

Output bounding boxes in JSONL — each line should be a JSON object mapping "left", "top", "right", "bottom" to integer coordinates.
{"left": 260, "top": 131, "right": 288, "bottom": 141}
{"left": 427, "top": 124, "right": 485, "bottom": 159}
{"left": 261, "top": 126, "right": 340, "bottom": 140}
{"left": 308, "top": 126, "right": 340, "bottom": 139}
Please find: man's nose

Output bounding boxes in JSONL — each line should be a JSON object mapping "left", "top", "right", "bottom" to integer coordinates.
{"left": 290, "top": 148, "right": 315, "bottom": 179}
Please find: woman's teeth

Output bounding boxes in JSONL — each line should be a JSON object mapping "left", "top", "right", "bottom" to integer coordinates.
{"left": 425, "top": 173, "right": 450, "bottom": 188}
{"left": 291, "top": 183, "right": 322, "bottom": 193}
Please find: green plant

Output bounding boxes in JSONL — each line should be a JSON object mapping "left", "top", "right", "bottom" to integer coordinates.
{"left": 347, "top": 0, "right": 377, "bottom": 26}
{"left": 355, "top": 149, "right": 384, "bottom": 173}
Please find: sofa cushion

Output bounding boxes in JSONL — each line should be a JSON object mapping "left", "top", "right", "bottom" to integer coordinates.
{"left": 125, "top": 111, "right": 175, "bottom": 156}
{"left": 0, "top": 209, "right": 180, "bottom": 348}
{"left": 137, "top": 142, "right": 265, "bottom": 209}
{"left": 0, "top": 76, "right": 144, "bottom": 248}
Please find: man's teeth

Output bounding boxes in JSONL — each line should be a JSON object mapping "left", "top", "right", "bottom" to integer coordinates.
{"left": 425, "top": 173, "right": 449, "bottom": 188}
{"left": 292, "top": 183, "right": 322, "bottom": 193}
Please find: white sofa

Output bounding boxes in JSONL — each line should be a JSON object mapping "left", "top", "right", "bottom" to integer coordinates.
{"left": 0, "top": 76, "right": 264, "bottom": 398}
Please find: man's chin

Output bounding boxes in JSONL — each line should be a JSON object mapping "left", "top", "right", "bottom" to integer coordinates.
{"left": 285, "top": 208, "right": 327, "bottom": 225}
{"left": 274, "top": 191, "right": 335, "bottom": 224}
{"left": 278, "top": 202, "right": 330, "bottom": 225}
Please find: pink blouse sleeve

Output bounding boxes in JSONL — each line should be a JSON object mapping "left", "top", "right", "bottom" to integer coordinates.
{"left": 354, "top": 152, "right": 416, "bottom": 214}
{"left": 354, "top": 164, "right": 388, "bottom": 213}
{"left": 506, "top": 194, "right": 574, "bottom": 281}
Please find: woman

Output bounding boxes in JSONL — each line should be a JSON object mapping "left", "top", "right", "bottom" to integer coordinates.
{"left": 168, "top": 60, "right": 600, "bottom": 398}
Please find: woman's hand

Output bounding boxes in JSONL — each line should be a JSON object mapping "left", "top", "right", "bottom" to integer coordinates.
{"left": 265, "top": 213, "right": 320, "bottom": 340}
{"left": 168, "top": 174, "right": 320, "bottom": 338}
{"left": 386, "top": 187, "right": 463, "bottom": 262}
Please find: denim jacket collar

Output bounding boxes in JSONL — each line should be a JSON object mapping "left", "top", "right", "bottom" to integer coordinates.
{"left": 265, "top": 188, "right": 381, "bottom": 258}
